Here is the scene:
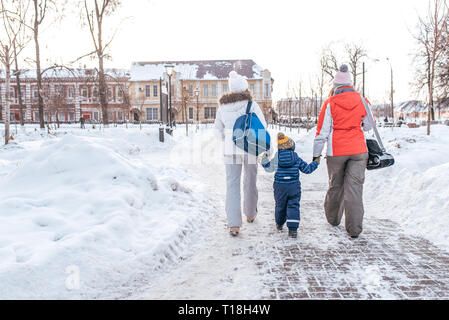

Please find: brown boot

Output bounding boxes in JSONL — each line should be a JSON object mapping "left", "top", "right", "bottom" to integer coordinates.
{"left": 229, "top": 227, "right": 240, "bottom": 237}
{"left": 247, "top": 216, "right": 256, "bottom": 223}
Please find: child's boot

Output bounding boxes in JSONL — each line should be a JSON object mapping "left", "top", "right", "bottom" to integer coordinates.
{"left": 288, "top": 229, "right": 298, "bottom": 239}
{"left": 276, "top": 224, "right": 283, "bottom": 231}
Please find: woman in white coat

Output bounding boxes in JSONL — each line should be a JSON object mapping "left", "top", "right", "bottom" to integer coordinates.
{"left": 214, "top": 71, "right": 268, "bottom": 237}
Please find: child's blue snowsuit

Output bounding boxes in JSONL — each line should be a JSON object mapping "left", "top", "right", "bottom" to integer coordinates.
{"left": 262, "top": 145, "right": 318, "bottom": 230}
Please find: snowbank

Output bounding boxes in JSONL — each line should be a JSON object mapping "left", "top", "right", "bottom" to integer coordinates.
{"left": 365, "top": 125, "right": 449, "bottom": 249}
{"left": 0, "top": 125, "right": 210, "bottom": 299}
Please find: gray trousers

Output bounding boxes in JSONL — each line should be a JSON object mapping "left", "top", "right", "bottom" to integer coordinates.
{"left": 225, "top": 155, "right": 258, "bottom": 228}
{"left": 325, "top": 153, "right": 368, "bottom": 237}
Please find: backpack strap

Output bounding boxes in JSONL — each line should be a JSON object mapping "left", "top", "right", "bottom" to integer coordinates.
{"left": 245, "top": 101, "right": 253, "bottom": 115}
{"left": 360, "top": 95, "right": 386, "bottom": 152}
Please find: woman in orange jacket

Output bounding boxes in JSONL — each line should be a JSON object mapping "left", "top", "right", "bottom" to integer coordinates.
{"left": 313, "top": 64, "right": 374, "bottom": 239}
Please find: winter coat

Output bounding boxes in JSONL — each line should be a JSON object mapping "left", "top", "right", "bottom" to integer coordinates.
{"left": 313, "top": 86, "right": 374, "bottom": 157}
{"left": 214, "top": 90, "right": 268, "bottom": 158}
{"left": 262, "top": 146, "right": 318, "bottom": 184}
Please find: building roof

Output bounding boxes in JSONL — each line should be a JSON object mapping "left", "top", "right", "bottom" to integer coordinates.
{"left": 129, "top": 60, "right": 266, "bottom": 82}
{"left": 0, "top": 68, "right": 129, "bottom": 80}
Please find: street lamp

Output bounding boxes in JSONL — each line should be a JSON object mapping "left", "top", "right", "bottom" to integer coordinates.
{"left": 165, "top": 64, "right": 174, "bottom": 129}
{"left": 386, "top": 58, "right": 394, "bottom": 124}
{"left": 195, "top": 88, "right": 200, "bottom": 132}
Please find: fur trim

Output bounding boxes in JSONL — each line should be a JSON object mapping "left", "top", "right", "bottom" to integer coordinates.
{"left": 219, "top": 90, "right": 252, "bottom": 105}
{"left": 278, "top": 132, "right": 295, "bottom": 150}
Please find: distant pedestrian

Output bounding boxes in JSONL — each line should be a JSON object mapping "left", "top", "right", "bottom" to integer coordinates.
{"left": 313, "top": 64, "right": 374, "bottom": 239}
{"left": 80, "top": 116, "right": 85, "bottom": 129}
{"left": 262, "top": 133, "right": 319, "bottom": 238}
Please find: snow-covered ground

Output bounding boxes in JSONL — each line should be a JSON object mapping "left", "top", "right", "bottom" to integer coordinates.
{"left": 0, "top": 124, "right": 214, "bottom": 299}
{"left": 1, "top": 122, "right": 448, "bottom": 299}
{"left": 364, "top": 125, "right": 449, "bottom": 250}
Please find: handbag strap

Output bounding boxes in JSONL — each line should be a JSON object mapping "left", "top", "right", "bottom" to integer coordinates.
{"left": 360, "top": 95, "right": 386, "bottom": 152}
{"left": 245, "top": 101, "right": 253, "bottom": 115}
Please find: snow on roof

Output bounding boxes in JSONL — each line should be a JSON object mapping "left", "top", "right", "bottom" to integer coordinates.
{"left": 0, "top": 68, "right": 129, "bottom": 80}
{"left": 397, "top": 100, "right": 428, "bottom": 113}
{"left": 129, "top": 60, "right": 266, "bottom": 81}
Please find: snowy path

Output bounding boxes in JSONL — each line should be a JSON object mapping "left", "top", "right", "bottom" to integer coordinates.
{"left": 137, "top": 131, "right": 449, "bottom": 300}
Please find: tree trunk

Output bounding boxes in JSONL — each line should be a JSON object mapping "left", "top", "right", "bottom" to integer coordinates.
{"left": 13, "top": 42, "right": 25, "bottom": 126}
{"left": 4, "top": 46, "right": 11, "bottom": 145}
{"left": 98, "top": 58, "right": 108, "bottom": 126}
{"left": 97, "top": 8, "right": 108, "bottom": 126}
{"left": 34, "top": 0, "right": 45, "bottom": 129}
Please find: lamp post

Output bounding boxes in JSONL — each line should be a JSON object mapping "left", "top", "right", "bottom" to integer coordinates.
{"left": 165, "top": 64, "right": 174, "bottom": 129}
{"left": 195, "top": 88, "right": 200, "bottom": 132}
{"left": 387, "top": 58, "right": 394, "bottom": 124}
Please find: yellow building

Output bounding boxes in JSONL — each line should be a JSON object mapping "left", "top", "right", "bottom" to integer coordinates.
{"left": 129, "top": 60, "right": 274, "bottom": 124}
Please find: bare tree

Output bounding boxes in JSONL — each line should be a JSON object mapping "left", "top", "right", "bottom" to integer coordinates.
{"left": 345, "top": 43, "right": 367, "bottom": 91}
{"left": 180, "top": 81, "right": 193, "bottom": 137}
{"left": 79, "top": 0, "right": 122, "bottom": 126}
{"left": 413, "top": 0, "right": 449, "bottom": 135}
{"left": 320, "top": 42, "right": 367, "bottom": 90}
{"left": 11, "top": 0, "right": 31, "bottom": 127}
{"left": 26, "top": 0, "right": 62, "bottom": 129}
{"left": 320, "top": 47, "right": 340, "bottom": 80}
{"left": 0, "top": 0, "right": 28, "bottom": 144}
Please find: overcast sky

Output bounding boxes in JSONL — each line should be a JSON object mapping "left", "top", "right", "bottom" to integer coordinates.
{"left": 29, "top": 0, "right": 430, "bottom": 104}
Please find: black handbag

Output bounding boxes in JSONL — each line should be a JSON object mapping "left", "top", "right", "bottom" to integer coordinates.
{"left": 361, "top": 96, "right": 395, "bottom": 171}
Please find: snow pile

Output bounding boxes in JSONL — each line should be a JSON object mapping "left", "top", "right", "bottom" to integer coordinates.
{"left": 0, "top": 127, "right": 209, "bottom": 299}
{"left": 365, "top": 125, "right": 449, "bottom": 249}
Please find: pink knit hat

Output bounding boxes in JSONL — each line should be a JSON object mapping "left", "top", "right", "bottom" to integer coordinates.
{"left": 333, "top": 64, "right": 353, "bottom": 87}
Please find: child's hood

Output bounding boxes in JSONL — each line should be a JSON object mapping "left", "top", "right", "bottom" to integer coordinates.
{"left": 278, "top": 149, "right": 298, "bottom": 168}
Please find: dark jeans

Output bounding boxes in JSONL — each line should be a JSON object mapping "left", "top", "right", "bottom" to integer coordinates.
{"left": 274, "top": 181, "right": 301, "bottom": 230}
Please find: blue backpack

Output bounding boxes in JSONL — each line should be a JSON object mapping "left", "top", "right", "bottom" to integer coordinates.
{"left": 232, "top": 101, "right": 271, "bottom": 156}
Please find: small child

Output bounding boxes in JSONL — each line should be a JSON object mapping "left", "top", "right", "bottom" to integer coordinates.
{"left": 262, "top": 133, "right": 320, "bottom": 238}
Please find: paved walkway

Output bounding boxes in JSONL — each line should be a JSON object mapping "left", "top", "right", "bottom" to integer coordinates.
{"left": 249, "top": 178, "right": 449, "bottom": 300}
{"left": 140, "top": 135, "right": 449, "bottom": 300}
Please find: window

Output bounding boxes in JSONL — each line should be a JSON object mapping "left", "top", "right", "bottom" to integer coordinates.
{"left": 188, "top": 84, "right": 193, "bottom": 97}
{"left": 33, "top": 88, "right": 38, "bottom": 98}
{"left": 10, "top": 113, "right": 15, "bottom": 121}
{"left": 81, "top": 87, "right": 88, "bottom": 98}
{"left": 211, "top": 84, "right": 217, "bottom": 97}
{"left": 33, "top": 111, "right": 39, "bottom": 122}
{"left": 265, "top": 84, "right": 270, "bottom": 97}
{"left": 93, "top": 111, "right": 99, "bottom": 121}
{"left": 108, "top": 87, "right": 113, "bottom": 100}
{"left": 68, "top": 87, "right": 74, "bottom": 98}
{"left": 222, "top": 84, "right": 228, "bottom": 94}
{"left": 145, "top": 85, "right": 151, "bottom": 98}
{"left": 146, "top": 108, "right": 158, "bottom": 121}
{"left": 153, "top": 85, "right": 158, "bottom": 97}
{"left": 118, "top": 88, "right": 123, "bottom": 98}
{"left": 204, "top": 106, "right": 216, "bottom": 119}
{"left": 203, "top": 84, "right": 209, "bottom": 97}
{"left": 188, "top": 107, "right": 194, "bottom": 120}
{"left": 69, "top": 113, "right": 75, "bottom": 121}
{"left": 117, "top": 112, "right": 123, "bottom": 121}
{"left": 9, "top": 88, "right": 15, "bottom": 98}
{"left": 55, "top": 85, "right": 64, "bottom": 97}
{"left": 58, "top": 113, "right": 65, "bottom": 122}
